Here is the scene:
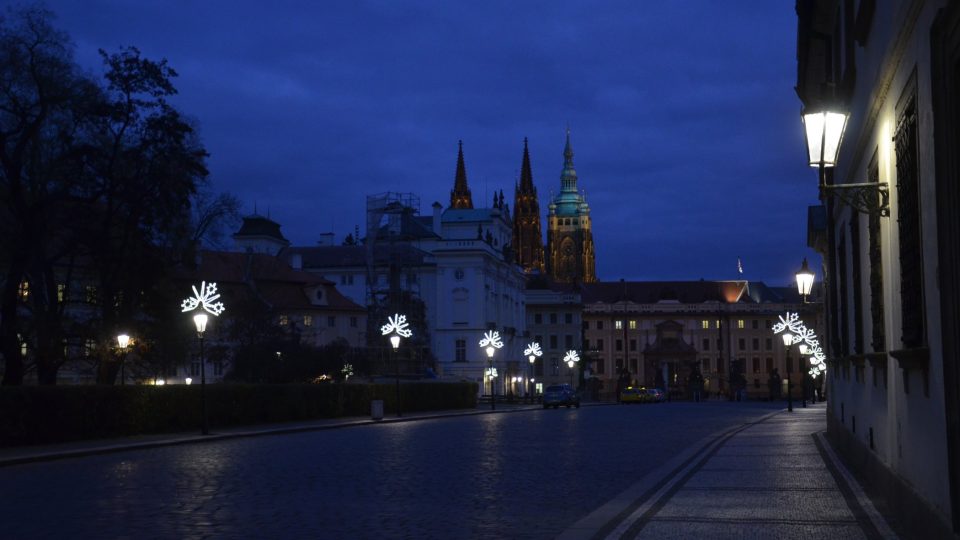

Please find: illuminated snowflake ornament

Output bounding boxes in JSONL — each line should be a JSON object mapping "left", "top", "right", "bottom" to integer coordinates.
{"left": 181, "top": 281, "right": 225, "bottom": 316}
{"left": 479, "top": 330, "right": 504, "bottom": 349}
{"left": 524, "top": 342, "right": 543, "bottom": 358}
{"left": 341, "top": 363, "right": 354, "bottom": 380}
{"left": 772, "top": 311, "right": 827, "bottom": 374}
{"left": 564, "top": 350, "right": 580, "bottom": 364}
{"left": 380, "top": 313, "right": 413, "bottom": 338}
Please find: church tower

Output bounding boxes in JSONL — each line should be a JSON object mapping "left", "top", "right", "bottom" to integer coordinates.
{"left": 512, "top": 138, "right": 545, "bottom": 273}
{"left": 546, "top": 129, "right": 596, "bottom": 283}
{"left": 449, "top": 140, "right": 473, "bottom": 209}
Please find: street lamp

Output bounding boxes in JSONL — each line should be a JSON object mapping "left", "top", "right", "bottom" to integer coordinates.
{"left": 116, "top": 333, "right": 130, "bottom": 386}
{"left": 524, "top": 342, "right": 542, "bottom": 402}
{"left": 564, "top": 350, "right": 580, "bottom": 386}
{"left": 796, "top": 258, "right": 815, "bottom": 303}
{"left": 181, "top": 281, "right": 226, "bottom": 436}
{"left": 802, "top": 108, "right": 889, "bottom": 216}
{"left": 381, "top": 313, "right": 412, "bottom": 418}
{"left": 480, "top": 330, "right": 504, "bottom": 410}
{"left": 781, "top": 332, "right": 794, "bottom": 412}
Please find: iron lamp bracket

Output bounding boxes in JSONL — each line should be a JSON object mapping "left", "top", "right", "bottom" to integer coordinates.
{"left": 821, "top": 182, "right": 890, "bottom": 217}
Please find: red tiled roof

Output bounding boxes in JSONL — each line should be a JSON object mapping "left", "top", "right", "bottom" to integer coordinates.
{"left": 582, "top": 280, "right": 749, "bottom": 304}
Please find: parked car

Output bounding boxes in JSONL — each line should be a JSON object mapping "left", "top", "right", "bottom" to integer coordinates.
{"left": 543, "top": 384, "right": 580, "bottom": 409}
{"left": 620, "top": 386, "right": 647, "bottom": 403}
{"left": 647, "top": 388, "right": 665, "bottom": 402}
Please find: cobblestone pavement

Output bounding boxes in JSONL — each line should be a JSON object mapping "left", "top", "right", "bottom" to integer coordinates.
{"left": 2, "top": 401, "right": 789, "bottom": 539}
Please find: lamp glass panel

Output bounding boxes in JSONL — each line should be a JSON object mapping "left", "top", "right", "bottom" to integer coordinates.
{"left": 193, "top": 313, "right": 208, "bottom": 333}
{"left": 822, "top": 112, "right": 848, "bottom": 166}
{"left": 803, "top": 112, "right": 825, "bottom": 167}
{"left": 796, "top": 271, "right": 815, "bottom": 296}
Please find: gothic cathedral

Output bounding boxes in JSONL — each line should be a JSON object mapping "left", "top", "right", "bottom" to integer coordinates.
{"left": 546, "top": 130, "right": 596, "bottom": 283}
{"left": 512, "top": 138, "right": 545, "bottom": 273}
{"left": 449, "top": 140, "right": 473, "bottom": 209}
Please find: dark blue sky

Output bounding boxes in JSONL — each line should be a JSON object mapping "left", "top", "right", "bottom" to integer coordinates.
{"left": 45, "top": 0, "right": 820, "bottom": 285}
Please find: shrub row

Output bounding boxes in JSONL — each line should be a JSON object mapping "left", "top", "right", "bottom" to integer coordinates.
{"left": 0, "top": 382, "right": 478, "bottom": 447}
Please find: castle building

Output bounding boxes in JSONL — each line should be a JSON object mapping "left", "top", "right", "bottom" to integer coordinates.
{"left": 546, "top": 130, "right": 596, "bottom": 283}
{"left": 512, "top": 138, "right": 545, "bottom": 274}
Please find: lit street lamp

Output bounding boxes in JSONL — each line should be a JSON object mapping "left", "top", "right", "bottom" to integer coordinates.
{"left": 381, "top": 313, "right": 412, "bottom": 417}
{"left": 781, "top": 332, "right": 794, "bottom": 413}
{"left": 524, "top": 342, "right": 542, "bottom": 402}
{"left": 564, "top": 350, "right": 580, "bottom": 386}
{"left": 181, "top": 281, "right": 226, "bottom": 436}
{"left": 796, "top": 258, "right": 815, "bottom": 303}
{"left": 480, "top": 330, "right": 504, "bottom": 410}
{"left": 116, "top": 334, "right": 130, "bottom": 386}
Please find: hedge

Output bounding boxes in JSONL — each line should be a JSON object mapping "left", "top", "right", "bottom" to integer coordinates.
{"left": 0, "top": 382, "right": 478, "bottom": 447}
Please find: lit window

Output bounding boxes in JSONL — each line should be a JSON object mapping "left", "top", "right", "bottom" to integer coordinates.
{"left": 629, "top": 320, "right": 637, "bottom": 330}
{"left": 57, "top": 283, "right": 66, "bottom": 303}
{"left": 716, "top": 320, "right": 720, "bottom": 328}
{"left": 85, "top": 285, "right": 97, "bottom": 304}
{"left": 303, "top": 315, "right": 313, "bottom": 327}
{"left": 279, "top": 315, "right": 289, "bottom": 326}
{"left": 84, "top": 339, "right": 96, "bottom": 357}
{"left": 615, "top": 320, "right": 623, "bottom": 330}
{"left": 737, "top": 319, "right": 745, "bottom": 329}
{"left": 18, "top": 281, "right": 29, "bottom": 300}
{"left": 701, "top": 320, "right": 709, "bottom": 329}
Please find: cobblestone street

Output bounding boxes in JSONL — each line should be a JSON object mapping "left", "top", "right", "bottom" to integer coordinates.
{"left": 2, "top": 402, "right": 789, "bottom": 539}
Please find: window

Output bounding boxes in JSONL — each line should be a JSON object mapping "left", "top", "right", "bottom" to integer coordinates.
{"left": 597, "top": 321, "right": 604, "bottom": 330}
{"left": 328, "top": 316, "right": 336, "bottom": 327}
{"left": 582, "top": 321, "right": 589, "bottom": 330}
{"left": 701, "top": 338, "right": 709, "bottom": 351}
{"left": 737, "top": 320, "right": 745, "bottom": 329}
{"left": 565, "top": 313, "right": 573, "bottom": 324}
{"left": 454, "top": 268, "right": 465, "bottom": 281}
{"left": 752, "top": 358, "right": 760, "bottom": 374}
{"left": 596, "top": 358, "right": 605, "bottom": 375}
{"left": 535, "top": 335, "right": 543, "bottom": 347}
{"left": 303, "top": 315, "right": 313, "bottom": 327}
{"left": 717, "top": 338, "right": 722, "bottom": 350}
{"left": 615, "top": 339, "right": 623, "bottom": 352}
{"left": 894, "top": 80, "right": 925, "bottom": 349}
{"left": 765, "top": 338, "right": 772, "bottom": 351}
{"left": 615, "top": 320, "right": 623, "bottom": 330}
{"left": 701, "top": 320, "right": 709, "bottom": 329}
{"left": 751, "top": 320, "right": 759, "bottom": 329}
{"left": 18, "top": 281, "right": 28, "bottom": 300}
{"left": 597, "top": 339, "right": 604, "bottom": 351}
{"left": 702, "top": 358, "right": 711, "bottom": 372}
{"left": 85, "top": 285, "right": 97, "bottom": 304}
{"left": 629, "top": 339, "right": 636, "bottom": 351}
{"left": 551, "top": 358, "right": 560, "bottom": 376}
{"left": 738, "top": 338, "right": 745, "bottom": 350}
{"left": 455, "top": 339, "right": 466, "bottom": 362}
{"left": 350, "top": 316, "right": 358, "bottom": 328}
{"left": 190, "top": 361, "right": 200, "bottom": 377}
{"left": 765, "top": 357, "right": 773, "bottom": 373}
{"left": 583, "top": 338, "right": 590, "bottom": 350}
{"left": 57, "top": 283, "right": 66, "bottom": 303}
{"left": 550, "top": 313, "right": 557, "bottom": 324}
{"left": 549, "top": 335, "right": 557, "bottom": 349}
{"left": 214, "top": 361, "right": 224, "bottom": 376}
{"left": 752, "top": 338, "right": 759, "bottom": 351}
{"left": 765, "top": 319, "right": 772, "bottom": 329}
{"left": 615, "top": 358, "right": 623, "bottom": 370}
{"left": 279, "top": 315, "right": 289, "bottom": 326}
{"left": 534, "top": 313, "right": 542, "bottom": 324}
{"left": 717, "top": 360, "right": 724, "bottom": 373}
{"left": 534, "top": 358, "right": 543, "bottom": 376}
{"left": 84, "top": 339, "right": 96, "bottom": 357}
{"left": 565, "top": 335, "right": 573, "bottom": 349}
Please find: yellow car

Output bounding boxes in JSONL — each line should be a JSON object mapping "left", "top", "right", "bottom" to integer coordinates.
{"left": 620, "top": 386, "right": 647, "bottom": 403}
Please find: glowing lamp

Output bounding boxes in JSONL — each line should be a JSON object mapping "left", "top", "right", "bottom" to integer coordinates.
{"left": 799, "top": 344, "right": 809, "bottom": 355}
{"left": 796, "top": 258, "right": 815, "bottom": 297}
{"left": 185, "top": 377, "right": 193, "bottom": 385}
{"left": 803, "top": 110, "right": 848, "bottom": 167}
{"left": 117, "top": 334, "right": 130, "bottom": 349}
{"left": 390, "top": 335, "right": 401, "bottom": 349}
{"left": 781, "top": 333, "right": 794, "bottom": 347}
{"left": 486, "top": 346, "right": 495, "bottom": 358}
{"left": 193, "top": 313, "right": 209, "bottom": 334}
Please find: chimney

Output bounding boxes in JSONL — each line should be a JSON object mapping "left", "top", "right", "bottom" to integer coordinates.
{"left": 290, "top": 252, "right": 303, "bottom": 270}
{"left": 317, "top": 232, "right": 335, "bottom": 246}
{"left": 432, "top": 201, "right": 442, "bottom": 235}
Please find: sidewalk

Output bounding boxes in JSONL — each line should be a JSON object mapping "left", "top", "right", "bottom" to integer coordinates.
{"left": 0, "top": 400, "right": 604, "bottom": 468}
{"left": 560, "top": 403, "right": 899, "bottom": 540}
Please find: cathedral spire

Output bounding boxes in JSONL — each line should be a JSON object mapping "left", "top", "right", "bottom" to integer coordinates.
{"left": 450, "top": 140, "right": 473, "bottom": 209}
{"left": 512, "top": 137, "right": 545, "bottom": 274}
{"left": 519, "top": 137, "right": 535, "bottom": 192}
{"left": 561, "top": 128, "right": 578, "bottom": 193}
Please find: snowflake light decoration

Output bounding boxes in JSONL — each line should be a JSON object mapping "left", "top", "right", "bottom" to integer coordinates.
{"left": 479, "top": 330, "right": 504, "bottom": 349}
{"left": 380, "top": 313, "right": 413, "bottom": 338}
{"left": 524, "top": 342, "right": 543, "bottom": 358}
{"left": 772, "top": 312, "right": 827, "bottom": 375}
{"left": 485, "top": 367, "right": 499, "bottom": 379}
{"left": 564, "top": 350, "right": 580, "bottom": 364}
{"left": 341, "top": 363, "right": 354, "bottom": 380}
{"left": 181, "top": 281, "right": 225, "bottom": 316}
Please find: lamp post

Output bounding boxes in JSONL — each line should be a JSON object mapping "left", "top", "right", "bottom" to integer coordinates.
{"left": 524, "top": 342, "right": 542, "bottom": 403}
{"left": 798, "top": 343, "right": 809, "bottom": 408}
{"left": 116, "top": 334, "right": 130, "bottom": 386}
{"left": 480, "top": 330, "right": 504, "bottom": 410}
{"left": 381, "top": 314, "right": 412, "bottom": 418}
{"left": 782, "top": 332, "right": 794, "bottom": 412}
{"left": 194, "top": 313, "right": 209, "bottom": 434}
{"left": 181, "top": 281, "right": 225, "bottom": 436}
{"left": 564, "top": 350, "right": 580, "bottom": 387}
